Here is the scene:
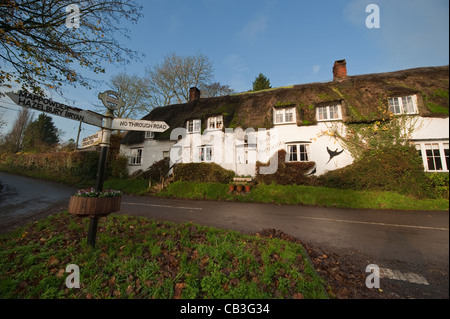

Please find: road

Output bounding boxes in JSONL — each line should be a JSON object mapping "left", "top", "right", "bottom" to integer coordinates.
{"left": 0, "top": 172, "right": 448, "bottom": 298}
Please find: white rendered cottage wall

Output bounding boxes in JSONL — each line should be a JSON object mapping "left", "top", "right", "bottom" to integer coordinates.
{"left": 120, "top": 138, "right": 175, "bottom": 176}
{"left": 122, "top": 116, "right": 448, "bottom": 177}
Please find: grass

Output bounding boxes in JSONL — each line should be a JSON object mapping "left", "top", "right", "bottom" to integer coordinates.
{"left": 0, "top": 213, "right": 327, "bottom": 299}
{"left": 103, "top": 178, "right": 150, "bottom": 195}
{"left": 157, "top": 181, "right": 449, "bottom": 211}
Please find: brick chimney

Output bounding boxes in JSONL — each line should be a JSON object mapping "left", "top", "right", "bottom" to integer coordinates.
{"left": 333, "top": 60, "right": 347, "bottom": 81}
{"left": 189, "top": 87, "right": 201, "bottom": 102}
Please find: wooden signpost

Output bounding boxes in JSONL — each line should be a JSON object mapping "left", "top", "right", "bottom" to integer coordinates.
{"left": 6, "top": 90, "right": 169, "bottom": 247}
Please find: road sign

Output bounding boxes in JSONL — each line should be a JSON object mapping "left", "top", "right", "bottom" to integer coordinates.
{"left": 98, "top": 90, "right": 125, "bottom": 111}
{"left": 111, "top": 118, "right": 169, "bottom": 132}
{"left": 80, "top": 130, "right": 103, "bottom": 149}
{"left": 6, "top": 91, "right": 104, "bottom": 127}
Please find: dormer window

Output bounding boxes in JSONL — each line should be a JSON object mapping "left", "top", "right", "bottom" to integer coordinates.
{"left": 274, "top": 107, "right": 296, "bottom": 125}
{"left": 145, "top": 131, "right": 155, "bottom": 139}
{"left": 388, "top": 95, "right": 418, "bottom": 115}
{"left": 316, "top": 104, "right": 342, "bottom": 121}
{"left": 187, "top": 119, "right": 201, "bottom": 133}
{"left": 207, "top": 115, "right": 223, "bottom": 130}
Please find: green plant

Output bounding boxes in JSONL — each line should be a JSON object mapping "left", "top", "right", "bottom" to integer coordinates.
{"left": 174, "top": 162, "right": 235, "bottom": 183}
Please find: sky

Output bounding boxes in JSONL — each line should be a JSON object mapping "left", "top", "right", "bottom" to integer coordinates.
{"left": 0, "top": 0, "right": 449, "bottom": 145}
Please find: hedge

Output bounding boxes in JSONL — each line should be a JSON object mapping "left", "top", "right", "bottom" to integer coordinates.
{"left": 255, "top": 149, "right": 317, "bottom": 186}
{"left": 173, "top": 162, "right": 235, "bottom": 184}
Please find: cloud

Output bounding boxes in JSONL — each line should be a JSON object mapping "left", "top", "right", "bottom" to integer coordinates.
{"left": 239, "top": 15, "right": 268, "bottom": 40}
{"left": 312, "top": 65, "right": 321, "bottom": 74}
{"left": 223, "top": 54, "right": 250, "bottom": 92}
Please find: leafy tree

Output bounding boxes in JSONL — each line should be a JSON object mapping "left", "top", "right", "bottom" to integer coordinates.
{"left": 252, "top": 73, "right": 271, "bottom": 91}
{"left": 22, "top": 113, "right": 60, "bottom": 152}
{"left": 0, "top": 0, "right": 143, "bottom": 94}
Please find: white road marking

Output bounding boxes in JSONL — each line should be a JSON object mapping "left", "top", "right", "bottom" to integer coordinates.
{"left": 380, "top": 267, "right": 429, "bottom": 285}
{"left": 295, "top": 216, "right": 449, "bottom": 231}
{"left": 122, "top": 202, "right": 202, "bottom": 211}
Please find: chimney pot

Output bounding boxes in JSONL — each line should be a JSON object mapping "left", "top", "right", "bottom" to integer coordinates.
{"left": 333, "top": 60, "right": 347, "bottom": 81}
{"left": 189, "top": 87, "right": 201, "bottom": 102}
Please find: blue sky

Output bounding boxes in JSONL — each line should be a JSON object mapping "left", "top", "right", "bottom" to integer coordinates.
{"left": 1, "top": 0, "right": 449, "bottom": 144}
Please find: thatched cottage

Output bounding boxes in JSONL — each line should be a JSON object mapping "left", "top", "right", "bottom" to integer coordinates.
{"left": 120, "top": 60, "right": 449, "bottom": 177}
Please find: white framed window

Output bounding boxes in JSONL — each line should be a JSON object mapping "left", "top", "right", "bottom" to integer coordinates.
{"left": 414, "top": 141, "right": 449, "bottom": 172}
{"left": 145, "top": 131, "right": 155, "bottom": 139}
{"left": 316, "top": 104, "right": 342, "bottom": 121}
{"left": 198, "top": 146, "right": 213, "bottom": 162}
{"left": 207, "top": 115, "right": 223, "bottom": 130}
{"left": 187, "top": 119, "right": 201, "bottom": 133}
{"left": 388, "top": 95, "right": 418, "bottom": 115}
{"left": 129, "top": 148, "right": 143, "bottom": 165}
{"left": 286, "top": 143, "right": 310, "bottom": 162}
{"left": 274, "top": 107, "right": 296, "bottom": 125}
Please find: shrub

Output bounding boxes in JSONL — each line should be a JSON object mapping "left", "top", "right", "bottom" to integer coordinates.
{"left": 255, "top": 149, "right": 317, "bottom": 186}
{"left": 426, "top": 173, "right": 449, "bottom": 199}
{"left": 131, "top": 158, "right": 170, "bottom": 182}
{"left": 318, "top": 145, "right": 434, "bottom": 198}
{"left": 173, "top": 163, "right": 235, "bottom": 183}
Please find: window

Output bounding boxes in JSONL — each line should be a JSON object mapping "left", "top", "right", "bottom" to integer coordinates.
{"left": 415, "top": 141, "right": 449, "bottom": 172}
{"left": 145, "top": 131, "right": 155, "bottom": 139}
{"left": 129, "top": 148, "right": 142, "bottom": 165}
{"left": 198, "top": 146, "right": 213, "bottom": 162}
{"left": 286, "top": 143, "right": 310, "bottom": 162}
{"left": 274, "top": 107, "right": 296, "bottom": 124}
{"left": 316, "top": 105, "right": 342, "bottom": 121}
{"left": 187, "top": 119, "right": 201, "bottom": 133}
{"left": 207, "top": 116, "right": 223, "bottom": 130}
{"left": 388, "top": 95, "right": 418, "bottom": 115}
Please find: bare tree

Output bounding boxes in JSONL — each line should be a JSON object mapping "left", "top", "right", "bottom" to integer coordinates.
{"left": 100, "top": 72, "right": 147, "bottom": 119}
{"left": 144, "top": 53, "right": 214, "bottom": 110}
{"left": 0, "top": 0, "right": 143, "bottom": 95}
{"left": 199, "top": 82, "right": 235, "bottom": 98}
{"left": 0, "top": 107, "right": 34, "bottom": 153}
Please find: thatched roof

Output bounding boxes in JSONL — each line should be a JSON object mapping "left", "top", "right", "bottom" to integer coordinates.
{"left": 121, "top": 65, "right": 449, "bottom": 145}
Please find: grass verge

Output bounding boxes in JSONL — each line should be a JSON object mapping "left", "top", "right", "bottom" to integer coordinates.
{"left": 0, "top": 212, "right": 327, "bottom": 299}
{"left": 157, "top": 181, "right": 449, "bottom": 211}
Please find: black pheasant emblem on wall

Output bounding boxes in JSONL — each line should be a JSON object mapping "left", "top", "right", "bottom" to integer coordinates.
{"left": 326, "top": 147, "right": 344, "bottom": 164}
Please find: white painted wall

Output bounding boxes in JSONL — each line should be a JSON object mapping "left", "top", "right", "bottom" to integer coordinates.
{"left": 121, "top": 116, "right": 449, "bottom": 177}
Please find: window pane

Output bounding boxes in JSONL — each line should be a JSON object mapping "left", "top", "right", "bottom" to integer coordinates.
{"left": 329, "top": 106, "right": 336, "bottom": 119}
{"left": 299, "top": 144, "right": 309, "bottom": 161}
{"left": 285, "top": 109, "right": 294, "bottom": 122}
{"left": 194, "top": 120, "right": 201, "bottom": 132}
{"left": 444, "top": 143, "right": 449, "bottom": 171}
{"left": 318, "top": 107, "right": 327, "bottom": 120}
{"left": 288, "top": 145, "right": 297, "bottom": 161}
{"left": 389, "top": 98, "right": 400, "bottom": 114}
{"left": 275, "top": 110, "right": 284, "bottom": 123}
{"left": 217, "top": 116, "right": 223, "bottom": 129}
{"left": 402, "top": 96, "right": 415, "bottom": 114}
{"left": 425, "top": 143, "right": 442, "bottom": 171}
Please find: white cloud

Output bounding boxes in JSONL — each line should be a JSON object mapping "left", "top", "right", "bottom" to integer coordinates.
{"left": 223, "top": 54, "right": 250, "bottom": 92}
{"left": 312, "top": 65, "right": 321, "bottom": 74}
{"left": 239, "top": 15, "right": 268, "bottom": 40}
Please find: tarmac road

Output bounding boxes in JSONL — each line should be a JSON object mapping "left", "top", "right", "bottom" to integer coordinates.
{"left": 0, "top": 172, "right": 448, "bottom": 298}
